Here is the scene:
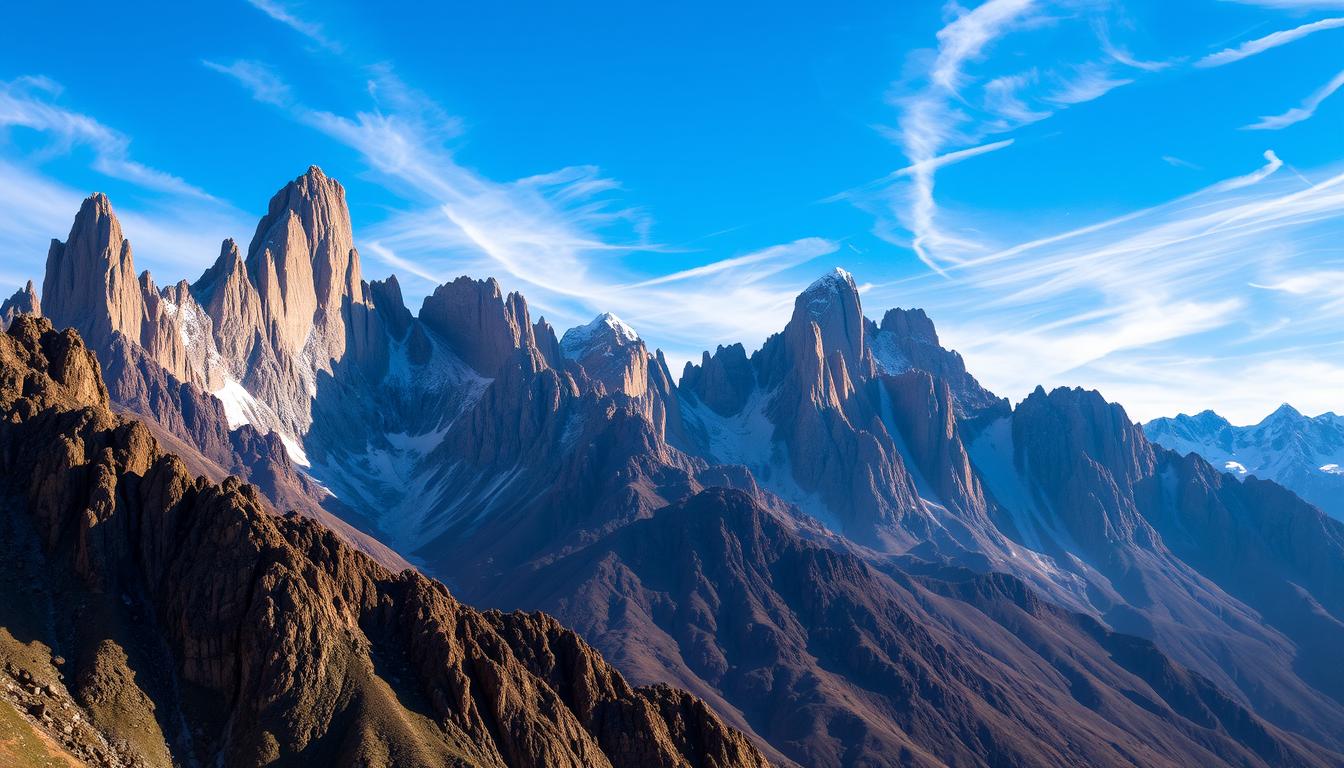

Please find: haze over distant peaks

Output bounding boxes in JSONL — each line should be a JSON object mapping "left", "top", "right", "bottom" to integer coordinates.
{"left": 1146, "top": 404, "right": 1344, "bottom": 520}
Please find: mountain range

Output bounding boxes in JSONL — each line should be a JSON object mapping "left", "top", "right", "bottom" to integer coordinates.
{"left": 1145, "top": 405, "right": 1344, "bottom": 521}
{"left": 2, "top": 166, "right": 1342, "bottom": 767}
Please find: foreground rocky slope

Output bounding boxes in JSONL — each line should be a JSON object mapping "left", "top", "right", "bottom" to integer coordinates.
{"left": 0, "top": 315, "right": 769, "bottom": 768}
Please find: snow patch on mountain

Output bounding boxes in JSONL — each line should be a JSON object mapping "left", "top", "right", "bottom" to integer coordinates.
{"left": 801, "top": 267, "right": 856, "bottom": 316}
{"left": 681, "top": 389, "right": 839, "bottom": 531}
{"left": 559, "top": 312, "right": 640, "bottom": 359}
{"left": 869, "top": 329, "right": 912, "bottom": 376}
{"left": 1145, "top": 406, "right": 1344, "bottom": 520}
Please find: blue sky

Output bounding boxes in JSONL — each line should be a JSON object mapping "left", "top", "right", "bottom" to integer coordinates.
{"left": 2, "top": 0, "right": 1342, "bottom": 423}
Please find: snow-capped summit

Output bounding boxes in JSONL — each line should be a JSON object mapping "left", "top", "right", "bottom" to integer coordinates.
{"left": 1145, "top": 405, "right": 1344, "bottom": 521}
{"left": 801, "top": 268, "right": 858, "bottom": 313}
{"left": 559, "top": 312, "right": 641, "bottom": 360}
{"left": 806, "top": 266, "right": 856, "bottom": 292}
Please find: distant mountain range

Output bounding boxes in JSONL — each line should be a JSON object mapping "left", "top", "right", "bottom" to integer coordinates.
{"left": 2, "top": 166, "right": 1342, "bottom": 767}
{"left": 1145, "top": 405, "right": 1344, "bottom": 520}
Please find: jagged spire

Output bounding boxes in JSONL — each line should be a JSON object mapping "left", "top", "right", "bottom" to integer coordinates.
{"left": 40, "top": 192, "right": 145, "bottom": 351}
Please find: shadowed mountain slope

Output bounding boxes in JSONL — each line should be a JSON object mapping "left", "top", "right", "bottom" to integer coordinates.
{"left": 0, "top": 315, "right": 770, "bottom": 768}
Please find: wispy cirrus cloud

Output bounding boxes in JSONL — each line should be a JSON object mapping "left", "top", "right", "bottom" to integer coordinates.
{"left": 862, "top": 150, "right": 1344, "bottom": 420}
{"left": 201, "top": 59, "right": 293, "bottom": 106}
{"left": 868, "top": 1, "right": 1157, "bottom": 277}
{"left": 244, "top": 0, "right": 342, "bottom": 52}
{"left": 0, "top": 75, "right": 250, "bottom": 287}
{"left": 1044, "top": 62, "right": 1133, "bottom": 106}
{"left": 0, "top": 76, "right": 216, "bottom": 200}
{"left": 1162, "top": 155, "right": 1203, "bottom": 170}
{"left": 206, "top": 57, "right": 836, "bottom": 363}
{"left": 625, "top": 238, "right": 836, "bottom": 288}
{"left": 1245, "top": 68, "right": 1344, "bottom": 129}
{"left": 0, "top": 158, "right": 247, "bottom": 287}
{"left": 1197, "top": 17, "right": 1344, "bottom": 67}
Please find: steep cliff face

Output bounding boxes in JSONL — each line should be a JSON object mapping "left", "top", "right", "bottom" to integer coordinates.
{"left": 985, "top": 386, "right": 1344, "bottom": 749}
{"left": 0, "top": 316, "right": 770, "bottom": 768}
{"left": 868, "top": 307, "right": 1007, "bottom": 424}
{"left": 39, "top": 193, "right": 199, "bottom": 389}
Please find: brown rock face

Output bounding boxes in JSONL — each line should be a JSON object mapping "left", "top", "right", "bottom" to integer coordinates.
{"left": 0, "top": 316, "right": 771, "bottom": 768}
{"left": 39, "top": 193, "right": 201, "bottom": 391}
{"left": 193, "top": 238, "right": 268, "bottom": 383}
{"left": 0, "top": 279, "right": 40, "bottom": 329}
{"left": 870, "top": 307, "right": 1008, "bottom": 424}
{"left": 245, "top": 165, "right": 366, "bottom": 360}
{"left": 1000, "top": 385, "right": 1344, "bottom": 744}
{"left": 40, "top": 193, "right": 144, "bottom": 354}
{"left": 740, "top": 269, "right": 927, "bottom": 547}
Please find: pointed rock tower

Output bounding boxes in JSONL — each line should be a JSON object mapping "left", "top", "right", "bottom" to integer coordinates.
{"left": 0, "top": 280, "right": 40, "bottom": 330}
{"left": 245, "top": 165, "right": 370, "bottom": 366}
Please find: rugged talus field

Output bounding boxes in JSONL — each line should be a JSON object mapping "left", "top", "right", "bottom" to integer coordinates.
{"left": 0, "top": 315, "right": 770, "bottom": 768}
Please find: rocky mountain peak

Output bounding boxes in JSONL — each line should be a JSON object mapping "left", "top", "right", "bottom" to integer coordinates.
{"left": 1011, "top": 386, "right": 1158, "bottom": 551}
{"left": 368, "top": 274, "right": 413, "bottom": 339}
{"left": 0, "top": 279, "right": 40, "bottom": 330}
{"left": 559, "top": 312, "right": 641, "bottom": 359}
{"left": 420, "top": 276, "right": 545, "bottom": 376}
{"left": 40, "top": 192, "right": 144, "bottom": 352}
{"left": 878, "top": 306, "right": 938, "bottom": 346}
{"left": 245, "top": 166, "right": 366, "bottom": 359}
{"left": 868, "top": 305, "right": 1006, "bottom": 422}
{"left": 560, "top": 312, "right": 650, "bottom": 398}
{"left": 681, "top": 343, "right": 754, "bottom": 417}
{"left": 792, "top": 267, "right": 866, "bottom": 372}
{"left": 1265, "top": 402, "right": 1304, "bottom": 425}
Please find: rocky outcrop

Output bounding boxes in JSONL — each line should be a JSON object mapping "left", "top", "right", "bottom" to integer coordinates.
{"left": 193, "top": 238, "right": 267, "bottom": 383}
{"left": 40, "top": 193, "right": 143, "bottom": 355}
{"left": 560, "top": 313, "right": 648, "bottom": 398}
{"left": 40, "top": 193, "right": 198, "bottom": 388}
{"left": 0, "top": 279, "right": 40, "bottom": 329}
{"left": 882, "top": 370, "right": 989, "bottom": 525}
{"left": 739, "top": 268, "right": 926, "bottom": 547}
{"left": 0, "top": 315, "right": 771, "bottom": 768}
{"left": 420, "top": 276, "right": 547, "bottom": 377}
{"left": 681, "top": 344, "right": 754, "bottom": 417}
{"left": 245, "top": 165, "right": 367, "bottom": 361}
{"left": 868, "top": 307, "right": 1008, "bottom": 426}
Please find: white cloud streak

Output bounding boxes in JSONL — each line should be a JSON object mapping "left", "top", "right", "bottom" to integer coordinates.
{"left": 0, "top": 77, "right": 215, "bottom": 200}
{"left": 1044, "top": 63, "right": 1133, "bottom": 105}
{"left": 244, "top": 0, "right": 342, "bottom": 52}
{"left": 1197, "top": 17, "right": 1344, "bottom": 67}
{"left": 1163, "top": 155, "right": 1203, "bottom": 170}
{"left": 1213, "top": 149, "right": 1284, "bottom": 190}
{"left": 862, "top": 152, "right": 1344, "bottom": 421}
{"left": 875, "top": 2, "right": 1154, "bottom": 278}
{"left": 1245, "top": 67, "right": 1344, "bottom": 129}
{"left": 207, "top": 59, "right": 837, "bottom": 366}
